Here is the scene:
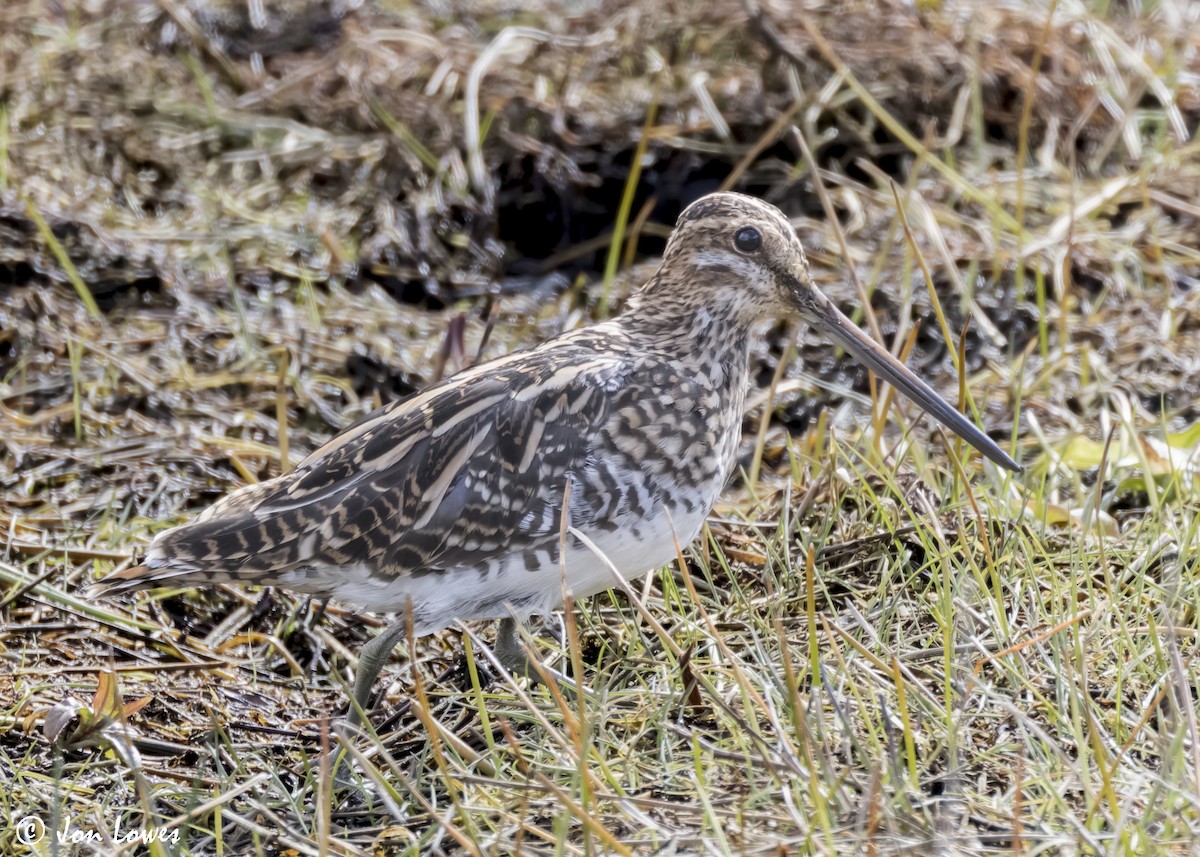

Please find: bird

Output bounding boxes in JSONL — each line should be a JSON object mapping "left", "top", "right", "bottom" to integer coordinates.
{"left": 95, "top": 192, "right": 1020, "bottom": 726}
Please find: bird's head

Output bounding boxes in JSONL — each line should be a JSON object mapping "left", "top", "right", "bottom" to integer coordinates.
{"left": 660, "top": 191, "right": 815, "bottom": 325}
{"left": 655, "top": 191, "right": 1021, "bottom": 472}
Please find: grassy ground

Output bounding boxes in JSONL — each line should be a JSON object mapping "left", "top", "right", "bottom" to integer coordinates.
{"left": 2, "top": 0, "right": 1200, "bottom": 854}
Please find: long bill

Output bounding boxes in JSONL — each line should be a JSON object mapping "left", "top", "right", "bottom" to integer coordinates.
{"left": 799, "top": 289, "right": 1022, "bottom": 472}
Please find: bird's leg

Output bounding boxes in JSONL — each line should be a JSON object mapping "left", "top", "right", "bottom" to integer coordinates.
{"left": 493, "top": 617, "right": 540, "bottom": 679}
{"left": 491, "top": 616, "right": 592, "bottom": 696}
{"left": 345, "top": 619, "right": 409, "bottom": 730}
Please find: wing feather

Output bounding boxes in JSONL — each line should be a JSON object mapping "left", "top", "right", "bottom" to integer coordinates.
{"left": 115, "top": 344, "right": 628, "bottom": 589}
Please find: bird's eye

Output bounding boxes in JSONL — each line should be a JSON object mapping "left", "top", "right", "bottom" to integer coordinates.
{"left": 733, "top": 226, "right": 762, "bottom": 253}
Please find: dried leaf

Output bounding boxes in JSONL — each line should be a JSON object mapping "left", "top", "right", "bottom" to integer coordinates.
{"left": 43, "top": 697, "right": 83, "bottom": 743}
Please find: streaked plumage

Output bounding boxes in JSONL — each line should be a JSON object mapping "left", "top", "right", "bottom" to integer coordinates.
{"left": 96, "top": 192, "right": 1019, "bottom": 721}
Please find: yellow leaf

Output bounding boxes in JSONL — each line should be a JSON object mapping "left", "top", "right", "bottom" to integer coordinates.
{"left": 1166, "top": 421, "right": 1200, "bottom": 450}
{"left": 1059, "top": 437, "right": 1108, "bottom": 469}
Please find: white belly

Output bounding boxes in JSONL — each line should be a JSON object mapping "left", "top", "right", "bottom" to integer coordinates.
{"left": 295, "top": 503, "right": 709, "bottom": 635}
{"left": 560, "top": 505, "right": 708, "bottom": 601}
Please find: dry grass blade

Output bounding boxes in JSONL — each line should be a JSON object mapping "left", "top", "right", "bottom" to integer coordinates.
{"left": 23, "top": 200, "right": 101, "bottom": 320}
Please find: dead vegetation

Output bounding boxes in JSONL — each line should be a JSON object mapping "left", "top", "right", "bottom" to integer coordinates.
{"left": 2, "top": 0, "right": 1200, "bottom": 854}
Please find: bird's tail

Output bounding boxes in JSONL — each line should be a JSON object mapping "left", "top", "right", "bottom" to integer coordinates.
{"left": 90, "top": 563, "right": 262, "bottom": 597}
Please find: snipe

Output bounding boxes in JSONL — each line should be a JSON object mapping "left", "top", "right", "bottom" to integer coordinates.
{"left": 96, "top": 192, "right": 1020, "bottom": 725}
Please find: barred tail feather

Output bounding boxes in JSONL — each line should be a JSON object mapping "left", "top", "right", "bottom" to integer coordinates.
{"left": 90, "top": 562, "right": 248, "bottom": 597}
{"left": 91, "top": 558, "right": 353, "bottom": 600}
